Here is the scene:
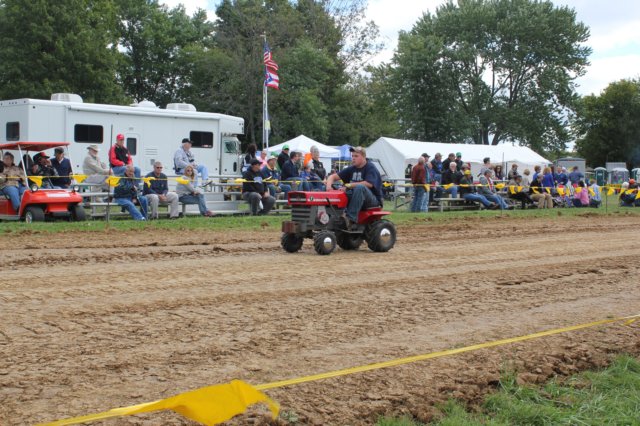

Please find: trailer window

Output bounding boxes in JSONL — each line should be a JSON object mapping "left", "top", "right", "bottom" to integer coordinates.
{"left": 6, "top": 122, "right": 19, "bottom": 141}
{"left": 126, "top": 137, "right": 137, "bottom": 155}
{"left": 74, "top": 124, "right": 103, "bottom": 143}
{"left": 189, "top": 131, "right": 213, "bottom": 148}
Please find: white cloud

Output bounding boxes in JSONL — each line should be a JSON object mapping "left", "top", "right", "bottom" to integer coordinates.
{"left": 576, "top": 54, "right": 640, "bottom": 96}
{"left": 161, "top": 0, "right": 217, "bottom": 21}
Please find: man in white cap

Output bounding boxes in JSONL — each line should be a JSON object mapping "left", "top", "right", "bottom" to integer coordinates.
{"left": 83, "top": 144, "right": 110, "bottom": 191}
{"left": 173, "top": 138, "right": 210, "bottom": 187}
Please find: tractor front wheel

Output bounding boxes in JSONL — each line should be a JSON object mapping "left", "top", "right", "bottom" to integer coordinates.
{"left": 281, "top": 233, "right": 304, "bottom": 253}
{"left": 365, "top": 220, "right": 396, "bottom": 252}
{"left": 313, "top": 230, "right": 337, "bottom": 255}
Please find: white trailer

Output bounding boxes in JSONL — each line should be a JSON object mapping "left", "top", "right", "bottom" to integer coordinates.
{"left": 0, "top": 93, "right": 245, "bottom": 177}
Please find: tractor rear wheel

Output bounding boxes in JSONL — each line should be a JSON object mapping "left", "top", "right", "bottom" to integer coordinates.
{"left": 313, "top": 230, "right": 337, "bottom": 255}
{"left": 24, "top": 206, "right": 45, "bottom": 223}
{"left": 336, "top": 231, "right": 363, "bottom": 250}
{"left": 365, "top": 220, "right": 396, "bottom": 252}
{"left": 281, "top": 233, "right": 304, "bottom": 253}
{"left": 71, "top": 204, "right": 87, "bottom": 221}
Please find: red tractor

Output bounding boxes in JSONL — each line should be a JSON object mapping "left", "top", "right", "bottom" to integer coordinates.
{"left": 281, "top": 190, "right": 397, "bottom": 255}
{"left": 0, "top": 142, "right": 85, "bottom": 222}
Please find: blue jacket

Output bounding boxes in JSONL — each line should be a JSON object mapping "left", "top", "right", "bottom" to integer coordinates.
{"left": 281, "top": 160, "right": 300, "bottom": 181}
{"left": 143, "top": 172, "right": 169, "bottom": 195}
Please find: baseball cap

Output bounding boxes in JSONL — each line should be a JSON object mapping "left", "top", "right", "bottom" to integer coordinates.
{"left": 182, "top": 138, "right": 192, "bottom": 144}
{"left": 250, "top": 159, "right": 261, "bottom": 166}
{"left": 349, "top": 146, "right": 366, "bottom": 156}
{"left": 37, "top": 151, "right": 49, "bottom": 159}
{"left": 421, "top": 152, "right": 430, "bottom": 158}
{"left": 456, "top": 152, "right": 462, "bottom": 157}
{"left": 54, "top": 147, "right": 64, "bottom": 154}
{"left": 630, "top": 179, "right": 636, "bottom": 185}
{"left": 282, "top": 144, "right": 289, "bottom": 150}
{"left": 116, "top": 133, "right": 124, "bottom": 141}
{"left": 87, "top": 144, "right": 100, "bottom": 152}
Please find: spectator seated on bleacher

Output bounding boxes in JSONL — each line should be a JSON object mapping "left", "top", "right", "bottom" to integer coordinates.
{"left": 143, "top": 161, "right": 180, "bottom": 220}
{"left": 529, "top": 173, "right": 553, "bottom": 208}
{"left": 459, "top": 169, "right": 497, "bottom": 209}
{"left": 588, "top": 179, "right": 601, "bottom": 208}
{"left": 242, "top": 159, "right": 275, "bottom": 215}
{"left": 507, "top": 175, "right": 534, "bottom": 209}
{"left": 261, "top": 154, "right": 289, "bottom": 198}
{"left": 82, "top": 144, "right": 110, "bottom": 192}
{"left": 478, "top": 169, "right": 511, "bottom": 209}
{"left": 437, "top": 161, "right": 461, "bottom": 198}
{"left": 114, "top": 165, "right": 148, "bottom": 221}
{"left": 176, "top": 164, "right": 215, "bottom": 217}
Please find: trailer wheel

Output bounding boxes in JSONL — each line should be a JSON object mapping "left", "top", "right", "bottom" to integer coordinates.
{"left": 71, "top": 204, "right": 87, "bottom": 222}
{"left": 313, "top": 231, "right": 336, "bottom": 255}
{"left": 365, "top": 220, "right": 396, "bottom": 252}
{"left": 281, "top": 233, "right": 304, "bottom": 253}
{"left": 336, "top": 231, "right": 363, "bottom": 250}
{"left": 24, "top": 206, "right": 45, "bottom": 223}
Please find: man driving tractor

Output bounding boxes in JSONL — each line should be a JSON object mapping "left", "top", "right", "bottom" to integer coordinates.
{"left": 325, "top": 146, "right": 383, "bottom": 229}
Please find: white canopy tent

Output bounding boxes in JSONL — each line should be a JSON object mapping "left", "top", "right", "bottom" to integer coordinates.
{"left": 268, "top": 135, "right": 339, "bottom": 171}
{"left": 366, "top": 137, "right": 551, "bottom": 181}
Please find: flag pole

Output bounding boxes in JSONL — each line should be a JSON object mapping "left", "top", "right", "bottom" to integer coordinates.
{"left": 262, "top": 34, "right": 269, "bottom": 153}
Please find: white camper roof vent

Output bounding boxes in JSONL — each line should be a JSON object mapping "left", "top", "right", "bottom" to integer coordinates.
{"left": 131, "top": 100, "right": 158, "bottom": 109}
{"left": 51, "top": 93, "right": 83, "bottom": 103}
{"left": 166, "top": 103, "right": 197, "bottom": 112}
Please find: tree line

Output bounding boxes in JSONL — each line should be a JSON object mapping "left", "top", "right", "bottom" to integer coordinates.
{"left": 0, "top": 0, "right": 636, "bottom": 168}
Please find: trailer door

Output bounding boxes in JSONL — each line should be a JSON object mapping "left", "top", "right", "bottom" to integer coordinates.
{"left": 220, "top": 136, "right": 241, "bottom": 175}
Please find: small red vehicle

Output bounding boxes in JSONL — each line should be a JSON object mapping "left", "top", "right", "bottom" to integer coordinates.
{"left": 0, "top": 142, "right": 85, "bottom": 222}
{"left": 281, "top": 190, "right": 397, "bottom": 255}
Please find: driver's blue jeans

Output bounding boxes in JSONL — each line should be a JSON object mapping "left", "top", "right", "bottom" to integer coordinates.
{"left": 345, "top": 185, "right": 379, "bottom": 221}
{"left": 2, "top": 185, "right": 26, "bottom": 211}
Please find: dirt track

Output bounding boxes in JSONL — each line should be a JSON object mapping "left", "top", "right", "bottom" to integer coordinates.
{"left": 1, "top": 213, "right": 639, "bottom": 425}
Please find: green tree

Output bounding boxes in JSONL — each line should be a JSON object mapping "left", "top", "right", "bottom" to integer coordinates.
{"left": 115, "top": 0, "right": 214, "bottom": 106}
{"left": 574, "top": 79, "right": 640, "bottom": 168}
{"left": 389, "top": 0, "right": 590, "bottom": 151}
{"left": 0, "top": 0, "right": 123, "bottom": 102}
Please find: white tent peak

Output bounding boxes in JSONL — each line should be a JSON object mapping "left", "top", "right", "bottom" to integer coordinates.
{"left": 268, "top": 135, "right": 339, "bottom": 158}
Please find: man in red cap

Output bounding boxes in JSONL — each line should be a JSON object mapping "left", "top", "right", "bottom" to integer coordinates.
{"left": 109, "top": 133, "right": 140, "bottom": 178}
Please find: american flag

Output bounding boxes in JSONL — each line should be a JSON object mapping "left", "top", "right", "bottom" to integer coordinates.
{"left": 263, "top": 41, "right": 279, "bottom": 90}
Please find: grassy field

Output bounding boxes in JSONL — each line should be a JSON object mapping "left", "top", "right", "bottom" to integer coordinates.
{"left": 377, "top": 354, "right": 640, "bottom": 425}
{"left": 1, "top": 194, "right": 638, "bottom": 234}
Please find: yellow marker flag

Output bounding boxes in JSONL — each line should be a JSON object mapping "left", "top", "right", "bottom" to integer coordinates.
{"left": 557, "top": 187, "right": 565, "bottom": 196}
{"left": 28, "top": 176, "right": 43, "bottom": 187}
{"left": 442, "top": 183, "right": 453, "bottom": 190}
{"left": 234, "top": 178, "right": 247, "bottom": 184}
{"left": 495, "top": 183, "right": 505, "bottom": 190}
{"left": 532, "top": 187, "right": 539, "bottom": 194}
{"left": 71, "top": 174, "right": 87, "bottom": 184}
{"left": 38, "top": 380, "right": 279, "bottom": 426}
{"left": 517, "top": 186, "right": 522, "bottom": 192}
{"left": 106, "top": 176, "right": 121, "bottom": 187}
{"left": 636, "top": 190, "right": 640, "bottom": 200}
{"left": 175, "top": 177, "right": 190, "bottom": 185}
{"left": 141, "top": 177, "right": 154, "bottom": 187}
{"left": 509, "top": 186, "right": 516, "bottom": 194}
{"left": 607, "top": 187, "right": 615, "bottom": 196}
{"left": 575, "top": 187, "right": 582, "bottom": 194}
{"left": 588, "top": 188, "right": 595, "bottom": 197}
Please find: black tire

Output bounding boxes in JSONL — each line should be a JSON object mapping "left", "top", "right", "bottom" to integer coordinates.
{"left": 281, "top": 233, "right": 304, "bottom": 253}
{"left": 365, "top": 220, "right": 397, "bottom": 252}
{"left": 313, "top": 230, "right": 336, "bottom": 255}
{"left": 336, "top": 231, "right": 363, "bottom": 250}
{"left": 71, "top": 204, "right": 86, "bottom": 221}
{"left": 24, "top": 206, "right": 45, "bottom": 223}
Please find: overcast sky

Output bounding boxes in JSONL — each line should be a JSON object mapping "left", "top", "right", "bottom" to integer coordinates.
{"left": 163, "top": 0, "right": 640, "bottom": 96}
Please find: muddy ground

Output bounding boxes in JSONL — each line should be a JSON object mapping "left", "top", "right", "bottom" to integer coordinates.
{"left": 1, "top": 213, "right": 639, "bottom": 425}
